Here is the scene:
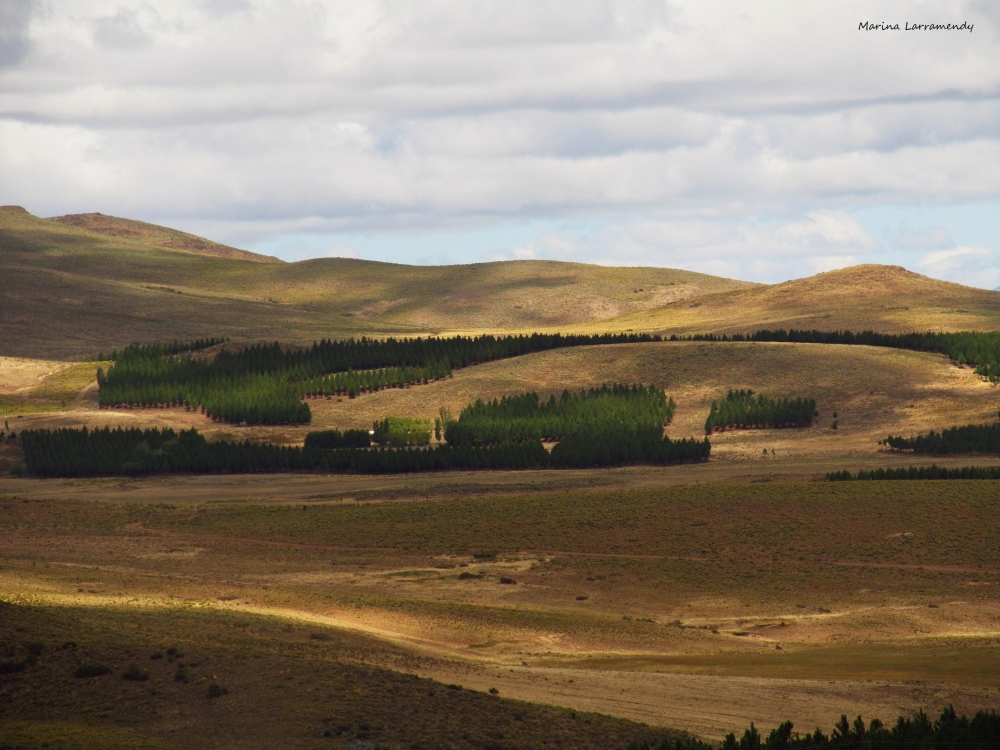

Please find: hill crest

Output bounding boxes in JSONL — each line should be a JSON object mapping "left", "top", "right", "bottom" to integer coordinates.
{"left": 48, "top": 212, "right": 281, "bottom": 264}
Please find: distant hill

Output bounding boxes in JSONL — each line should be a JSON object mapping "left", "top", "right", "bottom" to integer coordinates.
{"left": 48, "top": 212, "right": 282, "bottom": 264}
{"left": 582, "top": 264, "right": 1000, "bottom": 336}
{"left": 5, "top": 205, "right": 1000, "bottom": 360}
{"left": 0, "top": 206, "right": 750, "bottom": 359}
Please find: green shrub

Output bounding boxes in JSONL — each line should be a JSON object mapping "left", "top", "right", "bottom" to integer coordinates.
{"left": 207, "top": 683, "right": 228, "bottom": 698}
{"left": 372, "top": 416, "right": 432, "bottom": 446}
{"left": 74, "top": 664, "right": 112, "bottom": 678}
{"left": 122, "top": 664, "right": 149, "bottom": 681}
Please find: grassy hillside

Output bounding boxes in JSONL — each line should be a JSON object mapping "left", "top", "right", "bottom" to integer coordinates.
{"left": 0, "top": 206, "right": 748, "bottom": 359}
{"left": 49, "top": 212, "right": 282, "bottom": 264}
{"left": 580, "top": 265, "right": 1000, "bottom": 335}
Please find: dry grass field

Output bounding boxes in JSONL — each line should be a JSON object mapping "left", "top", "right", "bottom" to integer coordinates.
{"left": 1, "top": 206, "right": 748, "bottom": 359}
{"left": 570, "top": 264, "right": 1000, "bottom": 336}
{"left": 3, "top": 339, "right": 1000, "bottom": 743}
{"left": 2, "top": 482, "right": 1000, "bottom": 742}
{"left": 5, "top": 207, "right": 1000, "bottom": 747}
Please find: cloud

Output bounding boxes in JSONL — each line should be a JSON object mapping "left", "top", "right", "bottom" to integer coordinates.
{"left": 917, "top": 246, "right": 1000, "bottom": 289}
{"left": 893, "top": 226, "right": 955, "bottom": 250}
{"left": 0, "top": 0, "right": 33, "bottom": 68}
{"left": 489, "top": 212, "right": 878, "bottom": 282}
{"left": 0, "top": 0, "right": 996, "bottom": 277}
{"left": 92, "top": 8, "right": 153, "bottom": 51}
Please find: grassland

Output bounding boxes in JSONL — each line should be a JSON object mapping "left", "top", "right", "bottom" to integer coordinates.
{"left": 0, "top": 600, "right": 671, "bottom": 750}
{"left": 0, "top": 206, "right": 748, "bottom": 359}
{"left": 2, "top": 481, "right": 1000, "bottom": 740}
{"left": 570, "top": 264, "right": 1000, "bottom": 336}
{"left": 9, "top": 205, "right": 1000, "bottom": 362}
{"left": 6, "top": 205, "right": 1000, "bottom": 745}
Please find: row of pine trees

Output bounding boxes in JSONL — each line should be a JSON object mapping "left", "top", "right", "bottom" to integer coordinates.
{"left": 882, "top": 413, "right": 1000, "bottom": 454}
{"left": 444, "top": 384, "right": 675, "bottom": 445}
{"left": 828, "top": 465, "right": 1000, "bottom": 481}
{"left": 97, "top": 333, "right": 663, "bottom": 425}
{"left": 20, "top": 423, "right": 710, "bottom": 477}
{"left": 704, "top": 390, "right": 816, "bottom": 433}
{"left": 680, "top": 329, "right": 1000, "bottom": 383}
{"left": 635, "top": 706, "right": 1000, "bottom": 750}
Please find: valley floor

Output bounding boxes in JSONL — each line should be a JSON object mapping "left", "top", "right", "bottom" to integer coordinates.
{"left": 3, "top": 340, "right": 1000, "bottom": 746}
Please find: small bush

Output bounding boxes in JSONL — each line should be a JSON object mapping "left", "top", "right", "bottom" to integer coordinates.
{"left": 74, "top": 664, "right": 112, "bottom": 678}
{"left": 499, "top": 577, "right": 516, "bottom": 585}
{"left": 174, "top": 665, "right": 189, "bottom": 682}
{"left": 150, "top": 651, "right": 163, "bottom": 660}
{"left": 25, "top": 642, "right": 45, "bottom": 657}
{"left": 122, "top": 664, "right": 149, "bottom": 681}
{"left": 489, "top": 687, "right": 499, "bottom": 695}
{"left": 458, "top": 572, "right": 482, "bottom": 580}
{"left": 207, "top": 683, "right": 228, "bottom": 698}
{"left": 9, "top": 463, "right": 26, "bottom": 477}
{"left": 0, "top": 660, "right": 26, "bottom": 675}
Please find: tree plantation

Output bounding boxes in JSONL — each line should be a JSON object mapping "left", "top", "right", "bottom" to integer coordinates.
{"left": 19, "top": 425, "right": 709, "bottom": 477}
{"left": 97, "top": 333, "right": 664, "bottom": 425}
{"left": 631, "top": 706, "right": 1000, "bottom": 750}
{"left": 704, "top": 390, "right": 816, "bottom": 433}
{"left": 828, "top": 465, "right": 1000, "bottom": 481}
{"left": 883, "top": 414, "right": 1000, "bottom": 454}
{"left": 444, "top": 384, "right": 675, "bottom": 445}
{"left": 681, "top": 329, "right": 1000, "bottom": 382}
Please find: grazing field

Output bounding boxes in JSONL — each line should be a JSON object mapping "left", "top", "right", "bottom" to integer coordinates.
{"left": 570, "top": 264, "right": 1000, "bottom": 336}
{"left": 4, "top": 340, "right": 1000, "bottom": 478}
{"left": 0, "top": 206, "right": 747, "bottom": 359}
{"left": 5, "top": 208, "right": 1000, "bottom": 746}
{"left": 2, "top": 481, "right": 1000, "bottom": 740}
{"left": 0, "top": 601, "right": 670, "bottom": 750}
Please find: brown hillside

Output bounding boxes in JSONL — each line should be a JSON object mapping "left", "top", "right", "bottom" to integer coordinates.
{"left": 584, "top": 264, "right": 1000, "bottom": 335}
{"left": 0, "top": 206, "right": 750, "bottom": 358}
{"left": 49, "top": 212, "right": 282, "bottom": 264}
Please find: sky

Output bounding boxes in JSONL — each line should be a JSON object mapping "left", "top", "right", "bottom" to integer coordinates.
{"left": 0, "top": 0, "right": 998, "bottom": 285}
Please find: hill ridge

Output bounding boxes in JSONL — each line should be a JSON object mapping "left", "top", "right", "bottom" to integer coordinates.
{"left": 47, "top": 211, "right": 281, "bottom": 264}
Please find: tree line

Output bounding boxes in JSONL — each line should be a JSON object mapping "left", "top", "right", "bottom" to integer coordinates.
{"left": 630, "top": 706, "right": 1000, "bottom": 750}
{"left": 883, "top": 414, "right": 1000, "bottom": 454}
{"left": 828, "top": 465, "right": 1000, "bottom": 481}
{"left": 676, "top": 329, "right": 1000, "bottom": 383}
{"left": 444, "top": 384, "right": 675, "bottom": 445}
{"left": 303, "top": 429, "right": 371, "bottom": 450}
{"left": 97, "top": 333, "right": 664, "bottom": 425}
{"left": 19, "top": 425, "right": 709, "bottom": 477}
{"left": 705, "top": 390, "right": 816, "bottom": 433}
{"left": 97, "top": 337, "right": 227, "bottom": 362}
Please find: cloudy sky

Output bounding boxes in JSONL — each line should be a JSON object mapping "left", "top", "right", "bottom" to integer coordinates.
{"left": 1, "top": 0, "right": 998, "bottom": 284}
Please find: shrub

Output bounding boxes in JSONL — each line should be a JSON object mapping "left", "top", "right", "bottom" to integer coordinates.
{"left": 207, "top": 683, "right": 228, "bottom": 698}
{"left": 0, "top": 660, "right": 26, "bottom": 675}
{"left": 8, "top": 463, "right": 26, "bottom": 477}
{"left": 74, "top": 664, "right": 112, "bottom": 678}
{"left": 122, "top": 664, "right": 150, "bottom": 681}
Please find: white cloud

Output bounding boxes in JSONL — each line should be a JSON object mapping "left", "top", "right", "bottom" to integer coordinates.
{"left": 487, "top": 212, "right": 878, "bottom": 281}
{"left": 917, "top": 246, "right": 1000, "bottom": 289}
{"left": 0, "top": 0, "right": 996, "bottom": 276}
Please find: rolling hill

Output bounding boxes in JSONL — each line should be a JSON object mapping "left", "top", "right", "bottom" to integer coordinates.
{"left": 0, "top": 206, "right": 749, "bottom": 359}
{"left": 573, "top": 264, "right": 1000, "bottom": 336}
{"left": 4, "top": 205, "right": 1000, "bottom": 360}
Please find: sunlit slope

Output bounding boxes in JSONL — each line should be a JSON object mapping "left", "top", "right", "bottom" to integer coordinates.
{"left": 0, "top": 206, "right": 750, "bottom": 358}
{"left": 581, "top": 265, "right": 1000, "bottom": 335}
{"left": 49, "top": 212, "right": 282, "bottom": 264}
{"left": 304, "top": 340, "right": 997, "bottom": 463}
